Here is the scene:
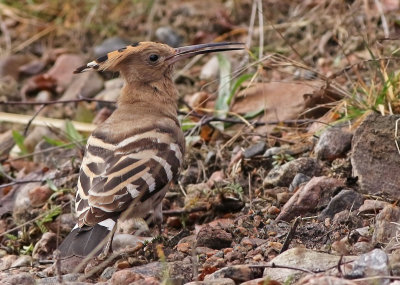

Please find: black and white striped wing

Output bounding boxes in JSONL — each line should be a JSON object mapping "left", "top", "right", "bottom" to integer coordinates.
{"left": 75, "top": 128, "right": 183, "bottom": 226}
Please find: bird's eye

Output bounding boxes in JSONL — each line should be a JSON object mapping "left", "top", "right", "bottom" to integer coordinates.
{"left": 149, "top": 54, "right": 159, "bottom": 62}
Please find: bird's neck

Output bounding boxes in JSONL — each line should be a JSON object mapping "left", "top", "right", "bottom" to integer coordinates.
{"left": 117, "top": 78, "right": 178, "bottom": 117}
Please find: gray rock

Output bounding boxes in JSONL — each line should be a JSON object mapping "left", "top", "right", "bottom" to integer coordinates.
{"left": 351, "top": 112, "right": 400, "bottom": 199}
{"left": 315, "top": 127, "right": 353, "bottom": 161}
{"left": 37, "top": 273, "right": 81, "bottom": 284}
{"left": 112, "top": 234, "right": 151, "bottom": 253}
{"left": 276, "top": 176, "right": 344, "bottom": 222}
{"left": 1, "top": 272, "right": 35, "bottom": 285}
{"left": 10, "top": 255, "right": 32, "bottom": 268}
{"left": 372, "top": 205, "right": 400, "bottom": 246}
{"left": 186, "top": 278, "right": 235, "bottom": 285}
{"left": 196, "top": 225, "right": 233, "bottom": 249}
{"left": 0, "top": 255, "right": 18, "bottom": 271}
{"left": 94, "top": 37, "right": 130, "bottom": 57}
{"left": 61, "top": 71, "right": 103, "bottom": 100}
{"left": 100, "top": 266, "right": 116, "bottom": 280}
{"left": 243, "top": 141, "right": 266, "bottom": 158}
{"left": 263, "top": 157, "right": 321, "bottom": 187}
{"left": 263, "top": 247, "right": 356, "bottom": 283}
{"left": 205, "top": 265, "right": 263, "bottom": 283}
{"left": 288, "top": 173, "right": 311, "bottom": 192}
{"left": 297, "top": 275, "right": 358, "bottom": 285}
{"left": 200, "top": 56, "right": 220, "bottom": 80}
{"left": 32, "top": 232, "right": 58, "bottom": 260}
{"left": 155, "top": 26, "right": 183, "bottom": 47}
{"left": 318, "top": 189, "right": 364, "bottom": 220}
{"left": 346, "top": 249, "right": 390, "bottom": 285}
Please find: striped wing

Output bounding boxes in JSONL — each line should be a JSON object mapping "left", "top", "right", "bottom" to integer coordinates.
{"left": 75, "top": 126, "right": 183, "bottom": 226}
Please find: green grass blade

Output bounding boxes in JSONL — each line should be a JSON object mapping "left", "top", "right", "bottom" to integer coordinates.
{"left": 216, "top": 54, "right": 232, "bottom": 118}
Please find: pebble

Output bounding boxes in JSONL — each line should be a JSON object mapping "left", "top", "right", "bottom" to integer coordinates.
{"left": 155, "top": 26, "right": 183, "bottom": 47}
{"left": 318, "top": 189, "right": 364, "bottom": 220}
{"left": 28, "top": 185, "right": 52, "bottom": 208}
{"left": 32, "top": 232, "right": 58, "bottom": 260}
{"left": 94, "top": 37, "right": 130, "bottom": 57}
{"left": 1, "top": 272, "right": 35, "bottom": 285}
{"left": 110, "top": 269, "right": 143, "bottom": 285}
{"left": 315, "top": 127, "right": 353, "bottom": 161}
{"left": 347, "top": 249, "right": 390, "bottom": 285}
{"left": 186, "top": 278, "right": 235, "bottom": 285}
{"left": 276, "top": 176, "right": 345, "bottom": 221}
{"left": 372, "top": 205, "right": 400, "bottom": 245}
{"left": 351, "top": 113, "right": 400, "bottom": 200}
{"left": 205, "top": 265, "right": 263, "bottom": 283}
{"left": 243, "top": 142, "right": 266, "bottom": 158}
{"left": 196, "top": 225, "right": 233, "bottom": 249}
{"left": 288, "top": 173, "right": 311, "bottom": 192}
{"left": 263, "top": 157, "right": 321, "bottom": 187}
{"left": 10, "top": 255, "right": 32, "bottom": 268}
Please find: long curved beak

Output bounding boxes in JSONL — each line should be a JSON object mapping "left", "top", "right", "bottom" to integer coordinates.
{"left": 166, "top": 42, "right": 245, "bottom": 64}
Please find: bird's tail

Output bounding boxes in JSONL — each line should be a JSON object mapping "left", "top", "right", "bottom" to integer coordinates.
{"left": 58, "top": 218, "right": 116, "bottom": 258}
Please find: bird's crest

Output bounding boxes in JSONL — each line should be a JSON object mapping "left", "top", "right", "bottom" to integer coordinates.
{"left": 74, "top": 41, "right": 170, "bottom": 73}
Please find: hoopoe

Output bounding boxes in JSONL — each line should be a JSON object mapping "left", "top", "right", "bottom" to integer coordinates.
{"left": 58, "top": 41, "right": 244, "bottom": 258}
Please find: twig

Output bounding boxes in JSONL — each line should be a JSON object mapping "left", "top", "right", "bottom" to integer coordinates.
{"left": 23, "top": 104, "right": 46, "bottom": 136}
{"left": 0, "top": 97, "right": 115, "bottom": 106}
{"left": 0, "top": 111, "right": 96, "bottom": 132}
{"left": 162, "top": 206, "right": 208, "bottom": 216}
{"left": 280, "top": 216, "right": 301, "bottom": 253}
{"left": 248, "top": 263, "right": 316, "bottom": 274}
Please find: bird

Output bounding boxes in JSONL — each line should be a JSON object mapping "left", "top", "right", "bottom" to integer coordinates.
{"left": 57, "top": 41, "right": 245, "bottom": 258}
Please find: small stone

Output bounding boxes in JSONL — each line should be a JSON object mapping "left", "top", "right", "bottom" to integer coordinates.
{"left": 243, "top": 142, "right": 266, "bottom": 158}
{"left": 373, "top": 205, "right": 400, "bottom": 245}
{"left": 276, "top": 192, "right": 291, "bottom": 204}
{"left": 166, "top": 216, "right": 182, "bottom": 228}
{"left": 347, "top": 249, "right": 390, "bottom": 284}
{"left": 100, "top": 266, "right": 116, "bottom": 281}
{"left": 358, "top": 200, "right": 391, "bottom": 215}
{"left": 351, "top": 113, "right": 400, "bottom": 199}
{"left": 110, "top": 269, "right": 143, "bottom": 285}
{"left": 267, "top": 206, "right": 280, "bottom": 215}
{"left": 28, "top": 185, "right": 52, "bottom": 207}
{"left": 289, "top": 173, "right": 311, "bottom": 192}
{"left": 297, "top": 274, "right": 358, "bottom": 285}
{"left": 315, "top": 127, "right": 353, "bottom": 161}
{"left": 253, "top": 254, "right": 263, "bottom": 261}
{"left": 200, "top": 56, "right": 220, "bottom": 80}
{"left": 176, "top": 242, "right": 191, "bottom": 254}
{"left": 263, "top": 157, "right": 321, "bottom": 187}
{"left": 116, "top": 260, "right": 131, "bottom": 269}
{"left": 155, "top": 26, "right": 183, "bottom": 47}
{"left": 1, "top": 272, "right": 35, "bottom": 285}
{"left": 10, "top": 255, "right": 32, "bottom": 268}
{"left": 318, "top": 189, "right": 364, "bottom": 220}
{"left": 32, "top": 232, "right": 58, "bottom": 260}
{"left": 207, "top": 171, "right": 225, "bottom": 188}
{"left": 112, "top": 234, "right": 151, "bottom": 253}
{"left": 94, "top": 37, "right": 130, "bottom": 57}
{"left": 186, "top": 278, "right": 235, "bottom": 285}
{"left": 205, "top": 265, "right": 262, "bottom": 283}
{"left": 0, "top": 255, "right": 18, "bottom": 270}
{"left": 196, "top": 225, "right": 233, "bottom": 249}
{"left": 353, "top": 242, "right": 374, "bottom": 254}
{"left": 37, "top": 273, "right": 81, "bottom": 284}
{"left": 276, "top": 176, "right": 345, "bottom": 221}
{"left": 240, "top": 237, "right": 267, "bottom": 249}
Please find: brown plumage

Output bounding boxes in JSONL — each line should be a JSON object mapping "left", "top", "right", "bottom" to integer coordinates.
{"left": 58, "top": 41, "right": 244, "bottom": 258}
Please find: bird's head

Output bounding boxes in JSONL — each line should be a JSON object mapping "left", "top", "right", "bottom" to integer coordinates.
{"left": 74, "top": 41, "right": 244, "bottom": 84}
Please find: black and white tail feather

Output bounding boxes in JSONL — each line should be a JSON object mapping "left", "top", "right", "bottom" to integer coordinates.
{"left": 58, "top": 218, "right": 116, "bottom": 258}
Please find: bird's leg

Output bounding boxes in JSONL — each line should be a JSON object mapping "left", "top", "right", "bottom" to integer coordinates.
{"left": 98, "top": 222, "right": 117, "bottom": 260}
